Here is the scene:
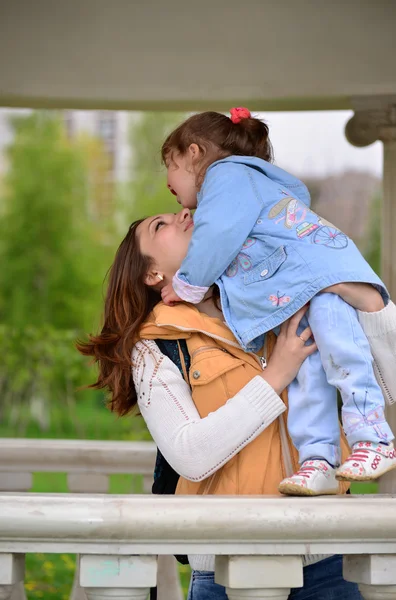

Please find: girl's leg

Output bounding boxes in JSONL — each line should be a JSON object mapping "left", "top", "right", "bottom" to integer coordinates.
{"left": 287, "top": 341, "right": 341, "bottom": 467}
{"left": 279, "top": 318, "right": 341, "bottom": 495}
{"left": 289, "top": 555, "right": 363, "bottom": 600}
{"left": 187, "top": 570, "right": 227, "bottom": 600}
{"left": 308, "top": 293, "right": 396, "bottom": 480}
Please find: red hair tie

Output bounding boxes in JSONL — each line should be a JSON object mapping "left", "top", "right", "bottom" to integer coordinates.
{"left": 230, "top": 107, "right": 251, "bottom": 124}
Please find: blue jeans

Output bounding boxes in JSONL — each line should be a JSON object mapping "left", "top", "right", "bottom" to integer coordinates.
{"left": 288, "top": 293, "right": 393, "bottom": 466}
{"left": 187, "top": 555, "right": 363, "bottom": 600}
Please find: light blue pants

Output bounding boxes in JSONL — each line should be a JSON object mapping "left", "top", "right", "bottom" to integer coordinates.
{"left": 288, "top": 293, "right": 393, "bottom": 466}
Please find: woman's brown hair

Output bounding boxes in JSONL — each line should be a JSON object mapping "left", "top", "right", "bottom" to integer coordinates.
{"left": 161, "top": 111, "right": 273, "bottom": 186}
{"left": 76, "top": 219, "right": 159, "bottom": 416}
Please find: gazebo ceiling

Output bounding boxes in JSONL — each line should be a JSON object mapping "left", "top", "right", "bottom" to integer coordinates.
{"left": 0, "top": 0, "right": 395, "bottom": 111}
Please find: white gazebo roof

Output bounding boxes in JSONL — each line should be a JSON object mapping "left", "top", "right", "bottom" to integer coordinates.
{"left": 0, "top": 0, "right": 395, "bottom": 111}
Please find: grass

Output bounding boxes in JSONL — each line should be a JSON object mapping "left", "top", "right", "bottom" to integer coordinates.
{"left": 2, "top": 397, "right": 379, "bottom": 599}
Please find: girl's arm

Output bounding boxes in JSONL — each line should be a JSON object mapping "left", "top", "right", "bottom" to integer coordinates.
{"left": 172, "top": 162, "right": 267, "bottom": 303}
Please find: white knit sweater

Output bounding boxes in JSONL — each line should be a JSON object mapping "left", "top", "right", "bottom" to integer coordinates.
{"left": 132, "top": 300, "right": 396, "bottom": 572}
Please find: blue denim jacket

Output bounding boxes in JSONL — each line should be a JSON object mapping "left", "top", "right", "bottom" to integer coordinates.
{"left": 176, "top": 156, "right": 388, "bottom": 351}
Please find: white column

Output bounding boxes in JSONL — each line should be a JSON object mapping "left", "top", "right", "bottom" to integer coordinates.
{"left": 79, "top": 555, "right": 157, "bottom": 600}
{"left": 141, "top": 474, "right": 184, "bottom": 600}
{"left": 0, "top": 478, "right": 29, "bottom": 600}
{"left": 345, "top": 95, "right": 396, "bottom": 493}
{"left": 68, "top": 473, "right": 110, "bottom": 600}
{"left": 0, "top": 555, "right": 25, "bottom": 600}
{"left": 156, "top": 556, "right": 184, "bottom": 600}
{"left": 215, "top": 556, "right": 303, "bottom": 600}
{"left": 344, "top": 554, "right": 396, "bottom": 599}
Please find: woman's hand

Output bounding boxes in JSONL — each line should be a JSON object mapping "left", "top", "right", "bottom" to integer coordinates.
{"left": 261, "top": 306, "right": 317, "bottom": 395}
{"left": 322, "top": 282, "right": 385, "bottom": 313}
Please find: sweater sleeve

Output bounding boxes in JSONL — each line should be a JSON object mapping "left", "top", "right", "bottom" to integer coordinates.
{"left": 358, "top": 300, "right": 396, "bottom": 405}
{"left": 132, "top": 340, "right": 286, "bottom": 481}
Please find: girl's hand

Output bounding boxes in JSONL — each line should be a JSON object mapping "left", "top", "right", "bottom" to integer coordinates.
{"left": 161, "top": 284, "right": 183, "bottom": 306}
{"left": 322, "top": 283, "right": 385, "bottom": 313}
{"left": 262, "top": 306, "right": 317, "bottom": 395}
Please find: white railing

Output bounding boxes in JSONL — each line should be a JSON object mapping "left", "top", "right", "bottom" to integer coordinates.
{"left": 0, "top": 439, "right": 183, "bottom": 600}
{"left": 0, "top": 494, "right": 396, "bottom": 600}
{"left": 0, "top": 438, "right": 157, "bottom": 494}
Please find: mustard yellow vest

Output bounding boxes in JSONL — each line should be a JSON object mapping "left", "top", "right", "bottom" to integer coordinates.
{"left": 140, "top": 302, "right": 350, "bottom": 496}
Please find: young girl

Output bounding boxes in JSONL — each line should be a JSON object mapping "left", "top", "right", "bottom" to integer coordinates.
{"left": 160, "top": 107, "right": 396, "bottom": 496}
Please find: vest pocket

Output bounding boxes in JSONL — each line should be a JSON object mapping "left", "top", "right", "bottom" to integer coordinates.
{"left": 244, "top": 245, "right": 287, "bottom": 285}
{"left": 189, "top": 348, "right": 244, "bottom": 386}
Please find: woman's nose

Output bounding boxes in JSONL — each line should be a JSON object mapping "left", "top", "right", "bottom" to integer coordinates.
{"left": 167, "top": 184, "right": 177, "bottom": 196}
{"left": 179, "top": 208, "right": 191, "bottom": 222}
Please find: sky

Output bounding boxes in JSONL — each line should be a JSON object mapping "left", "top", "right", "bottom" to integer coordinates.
{"left": 0, "top": 108, "right": 383, "bottom": 179}
{"left": 261, "top": 110, "right": 382, "bottom": 179}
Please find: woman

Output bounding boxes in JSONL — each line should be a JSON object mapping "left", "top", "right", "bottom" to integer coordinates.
{"left": 78, "top": 208, "right": 396, "bottom": 600}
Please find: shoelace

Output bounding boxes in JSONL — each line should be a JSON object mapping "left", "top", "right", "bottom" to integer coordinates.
{"left": 343, "top": 449, "right": 370, "bottom": 465}
{"left": 293, "top": 465, "right": 321, "bottom": 479}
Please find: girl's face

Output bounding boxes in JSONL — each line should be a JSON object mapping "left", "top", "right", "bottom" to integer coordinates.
{"left": 166, "top": 147, "right": 199, "bottom": 210}
{"left": 137, "top": 209, "right": 194, "bottom": 285}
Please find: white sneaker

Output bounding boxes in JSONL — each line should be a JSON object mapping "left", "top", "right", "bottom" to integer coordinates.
{"left": 336, "top": 441, "right": 396, "bottom": 482}
{"left": 278, "top": 459, "right": 338, "bottom": 496}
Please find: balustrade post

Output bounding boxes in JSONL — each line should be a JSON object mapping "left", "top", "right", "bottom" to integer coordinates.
{"left": 67, "top": 473, "right": 109, "bottom": 494}
{"left": 0, "top": 555, "right": 25, "bottom": 600}
{"left": 67, "top": 472, "right": 110, "bottom": 600}
{"left": 140, "top": 474, "right": 183, "bottom": 600}
{"left": 79, "top": 554, "right": 157, "bottom": 600}
{"left": 344, "top": 555, "right": 396, "bottom": 599}
{"left": 0, "top": 474, "right": 32, "bottom": 493}
{"left": 215, "top": 556, "right": 303, "bottom": 600}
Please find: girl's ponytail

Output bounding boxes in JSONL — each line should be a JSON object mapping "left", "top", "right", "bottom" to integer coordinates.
{"left": 227, "top": 106, "right": 273, "bottom": 162}
{"left": 161, "top": 109, "right": 273, "bottom": 185}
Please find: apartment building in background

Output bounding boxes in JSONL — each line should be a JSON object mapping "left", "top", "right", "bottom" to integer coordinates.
{"left": 0, "top": 108, "right": 133, "bottom": 182}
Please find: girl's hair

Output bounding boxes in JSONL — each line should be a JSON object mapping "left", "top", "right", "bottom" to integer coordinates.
{"left": 76, "top": 219, "right": 160, "bottom": 416}
{"left": 161, "top": 110, "right": 273, "bottom": 185}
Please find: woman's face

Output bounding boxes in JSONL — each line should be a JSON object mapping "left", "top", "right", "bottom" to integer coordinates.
{"left": 137, "top": 209, "right": 194, "bottom": 284}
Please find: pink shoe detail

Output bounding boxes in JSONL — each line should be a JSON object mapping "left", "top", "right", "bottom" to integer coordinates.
{"left": 336, "top": 441, "right": 396, "bottom": 482}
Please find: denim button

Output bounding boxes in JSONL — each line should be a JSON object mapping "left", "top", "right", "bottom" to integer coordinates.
{"left": 257, "top": 218, "right": 262, "bottom": 224}
{"left": 260, "top": 269, "right": 269, "bottom": 277}
{"left": 193, "top": 370, "right": 200, "bottom": 379}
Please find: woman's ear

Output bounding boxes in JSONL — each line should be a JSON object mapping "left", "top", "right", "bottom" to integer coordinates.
{"left": 145, "top": 271, "right": 164, "bottom": 287}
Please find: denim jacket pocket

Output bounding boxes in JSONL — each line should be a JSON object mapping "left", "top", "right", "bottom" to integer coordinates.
{"left": 244, "top": 245, "right": 287, "bottom": 285}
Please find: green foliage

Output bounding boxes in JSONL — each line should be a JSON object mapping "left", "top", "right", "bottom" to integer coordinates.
{"left": 125, "top": 111, "right": 188, "bottom": 221}
{"left": 0, "top": 113, "right": 84, "bottom": 329}
{"left": 0, "top": 112, "right": 120, "bottom": 430}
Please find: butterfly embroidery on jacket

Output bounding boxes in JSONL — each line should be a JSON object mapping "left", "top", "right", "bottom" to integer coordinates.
{"left": 268, "top": 291, "right": 291, "bottom": 307}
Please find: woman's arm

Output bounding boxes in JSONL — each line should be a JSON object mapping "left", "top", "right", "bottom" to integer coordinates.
{"left": 132, "top": 308, "right": 316, "bottom": 481}
{"left": 357, "top": 300, "right": 396, "bottom": 405}
{"left": 132, "top": 340, "right": 285, "bottom": 482}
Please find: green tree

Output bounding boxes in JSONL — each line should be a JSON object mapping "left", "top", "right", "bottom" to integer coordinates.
{"left": 0, "top": 112, "right": 116, "bottom": 429}
{"left": 0, "top": 112, "right": 90, "bottom": 329}
{"left": 125, "top": 112, "right": 187, "bottom": 221}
